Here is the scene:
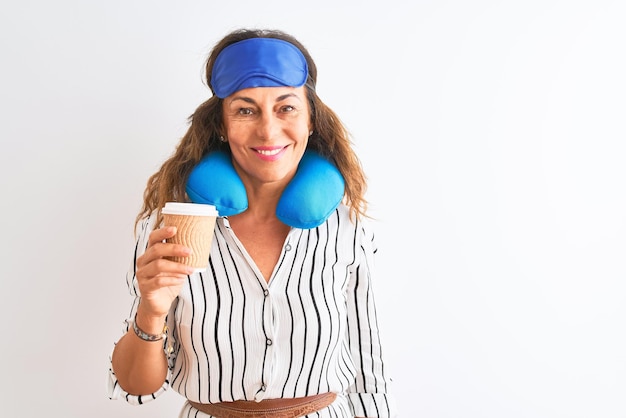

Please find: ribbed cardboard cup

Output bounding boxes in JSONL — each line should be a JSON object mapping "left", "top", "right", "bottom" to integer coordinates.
{"left": 161, "top": 202, "right": 219, "bottom": 272}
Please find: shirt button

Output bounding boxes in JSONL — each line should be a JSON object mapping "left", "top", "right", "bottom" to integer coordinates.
{"left": 266, "top": 339, "right": 272, "bottom": 346}
{"left": 261, "top": 384, "right": 267, "bottom": 391}
{"left": 263, "top": 289, "right": 269, "bottom": 296}
{"left": 285, "top": 243, "right": 292, "bottom": 251}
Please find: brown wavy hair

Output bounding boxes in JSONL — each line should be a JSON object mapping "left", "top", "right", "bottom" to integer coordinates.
{"left": 136, "top": 28, "right": 368, "bottom": 228}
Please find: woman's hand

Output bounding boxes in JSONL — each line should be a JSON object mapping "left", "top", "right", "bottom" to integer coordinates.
{"left": 135, "top": 226, "right": 194, "bottom": 320}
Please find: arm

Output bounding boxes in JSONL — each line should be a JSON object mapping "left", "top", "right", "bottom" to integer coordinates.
{"left": 111, "top": 220, "right": 194, "bottom": 396}
{"left": 111, "top": 308, "right": 170, "bottom": 394}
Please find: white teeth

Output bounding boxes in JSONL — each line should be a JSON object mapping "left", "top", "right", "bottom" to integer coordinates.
{"left": 257, "top": 149, "right": 281, "bottom": 156}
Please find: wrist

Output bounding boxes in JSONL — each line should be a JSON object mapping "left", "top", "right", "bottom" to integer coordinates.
{"left": 135, "top": 307, "right": 168, "bottom": 335}
{"left": 131, "top": 313, "right": 167, "bottom": 342}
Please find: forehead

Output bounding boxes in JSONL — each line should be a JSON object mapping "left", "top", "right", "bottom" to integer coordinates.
{"left": 225, "top": 85, "right": 308, "bottom": 103}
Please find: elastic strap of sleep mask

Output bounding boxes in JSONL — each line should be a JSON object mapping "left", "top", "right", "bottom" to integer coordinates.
{"left": 211, "top": 38, "right": 309, "bottom": 99}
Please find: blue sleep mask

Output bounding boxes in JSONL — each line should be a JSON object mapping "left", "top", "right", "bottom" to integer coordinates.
{"left": 211, "top": 38, "right": 309, "bottom": 99}
{"left": 185, "top": 150, "right": 345, "bottom": 229}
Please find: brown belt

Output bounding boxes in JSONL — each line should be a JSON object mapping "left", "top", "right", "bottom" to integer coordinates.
{"left": 188, "top": 392, "right": 337, "bottom": 418}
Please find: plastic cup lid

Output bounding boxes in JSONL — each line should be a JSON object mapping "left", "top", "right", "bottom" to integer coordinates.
{"left": 162, "top": 202, "right": 219, "bottom": 216}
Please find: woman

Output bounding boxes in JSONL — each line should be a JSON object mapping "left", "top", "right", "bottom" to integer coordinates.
{"left": 108, "top": 28, "right": 397, "bottom": 418}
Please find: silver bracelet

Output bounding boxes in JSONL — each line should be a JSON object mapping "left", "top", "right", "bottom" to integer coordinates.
{"left": 131, "top": 314, "right": 167, "bottom": 342}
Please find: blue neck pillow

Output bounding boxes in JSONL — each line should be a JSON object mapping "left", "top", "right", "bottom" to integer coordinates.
{"left": 185, "top": 150, "right": 345, "bottom": 229}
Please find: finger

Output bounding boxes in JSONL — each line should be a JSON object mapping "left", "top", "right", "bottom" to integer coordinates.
{"left": 139, "top": 271, "right": 188, "bottom": 294}
{"left": 137, "top": 258, "right": 195, "bottom": 280}
{"left": 143, "top": 241, "right": 192, "bottom": 261}
{"left": 148, "top": 226, "right": 177, "bottom": 247}
{"left": 137, "top": 239, "right": 192, "bottom": 269}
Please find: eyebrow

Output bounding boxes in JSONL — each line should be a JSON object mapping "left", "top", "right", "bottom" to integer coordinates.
{"left": 229, "top": 92, "right": 301, "bottom": 105}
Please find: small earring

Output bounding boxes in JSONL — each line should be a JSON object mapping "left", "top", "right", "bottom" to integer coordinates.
{"left": 309, "top": 131, "right": 313, "bottom": 137}
{"left": 219, "top": 135, "right": 227, "bottom": 142}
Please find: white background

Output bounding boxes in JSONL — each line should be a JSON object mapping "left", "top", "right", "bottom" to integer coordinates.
{"left": 1, "top": 1, "right": 624, "bottom": 417}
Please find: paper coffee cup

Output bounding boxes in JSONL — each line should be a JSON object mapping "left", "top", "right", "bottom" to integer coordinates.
{"left": 161, "top": 202, "right": 219, "bottom": 272}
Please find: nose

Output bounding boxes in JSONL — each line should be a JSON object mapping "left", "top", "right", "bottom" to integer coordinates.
{"left": 255, "top": 112, "right": 278, "bottom": 141}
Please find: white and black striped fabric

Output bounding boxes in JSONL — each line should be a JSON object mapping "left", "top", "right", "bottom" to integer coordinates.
{"left": 108, "top": 205, "right": 397, "bottom": 417}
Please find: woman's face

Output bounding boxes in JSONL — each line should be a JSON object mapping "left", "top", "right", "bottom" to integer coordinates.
{"left": 221, "top": 85, "right": 312, "bottom": 189}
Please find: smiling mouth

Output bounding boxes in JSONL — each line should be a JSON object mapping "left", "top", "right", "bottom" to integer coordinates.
{"left": 255, "top": 148, "right": 283, "bottom": 156}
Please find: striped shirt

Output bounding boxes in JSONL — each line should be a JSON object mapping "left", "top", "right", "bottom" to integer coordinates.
{"left": 107, "top": 205, "right": 397, "bottom": 417}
